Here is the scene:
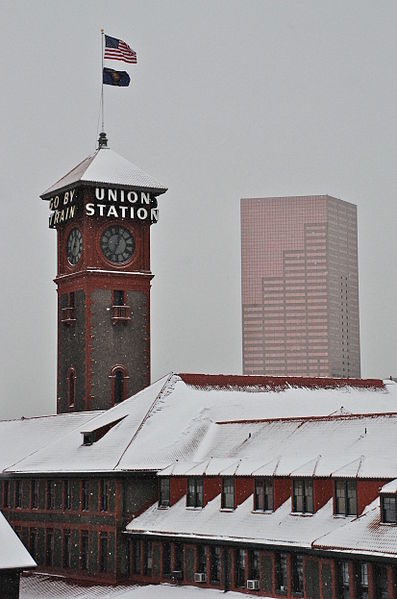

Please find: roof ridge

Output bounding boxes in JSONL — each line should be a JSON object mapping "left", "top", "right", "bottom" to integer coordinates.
{"left": 216, "top": 411, "right": 397, "bottom": 426}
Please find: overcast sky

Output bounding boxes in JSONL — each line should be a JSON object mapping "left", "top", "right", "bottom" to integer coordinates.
{"left": 1, "top": 0, "right": 396, "bottom": 419}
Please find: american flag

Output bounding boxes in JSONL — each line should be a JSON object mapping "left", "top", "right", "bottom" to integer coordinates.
{"left": 104, "top": 35, "right": 137, "bottom": 64}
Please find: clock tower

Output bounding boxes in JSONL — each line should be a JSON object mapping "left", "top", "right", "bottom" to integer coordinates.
{"left": 41, "top": 133, "right": 167, "bottom": 413}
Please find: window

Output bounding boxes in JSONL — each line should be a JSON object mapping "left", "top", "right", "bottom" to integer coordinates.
{"left": 275, "top": 552, "right": 288, "bottom": 593}
{"left": 113, "top": 290, "right": 125, "bottom": 305}
{"left": 335, "top": 480, "right": 357, "bottom": 516}
{"left": 133, "top": 539, "right": 141, "bottom": 575}
{"left": 162, "top": 542, "right": 171, "bottom": 576}
{"left": 249, "top": 549, "right": 260, "bottom": 580}
{"left": 31, "top": 479, "right": 39, "bottom": 509}
{"left": 355, "top": 562, "right": 369, "bottom": 599}
{"left": 63, "top": 529, "right": 71, "bottom": 568}
{"left": 197, "top": 545, "right": 207, "bottom": 574}
{"left": 100, "top": 479, "right": 109, "bottom": 512}
{"left": 80, "top": 530, "right": 88, "bottom": 570}
{"left": 174, "top": 543, "right": 184, "bottom": 573}
{"left": 67, "top": 367, "right": 76, "bottom": 408}
{"left": 235, "top": 548, "right": 246, "bottom": 588}
{"left": 111, "top": 366, "right": 128, "bottom": 404}
{"left": 221, "top": 477, "right": 234, "bottom": 509}
{"left": 374, "top": 565, "right": 388, "bottom": 599}
{"left": 293, "top": 479, "right": 313, "bottom": 513}
{"left": 29, "top": 528, "right": 38, "bottom": 559}
{"left": 3, "top": 480, "right": 9, "bottom": 508}
{"left": 15, "top": 480, "right": 22, "bottom": 508}
{"left": 210, "top": 546, "right": 221, "bottom": 584}
{"left": 187, "top": 477, "right": 203, "bottom": 508}
{"left": 61, "top": 292, "right": 76, "bottom": 325}
{"left": 63, "top": 479, "right": 72, "bottom": 510}
{"left": 292, "top": 554, "right": 303, "bottom": 595}
{"left": 338, "top": 561, "right": 350, "bottom": 599}
{"left": 45, "top": 529, "right": 54, "bottom": 566}
{"left": 112, "top": 290, "right": 130, "bottom": 323}
{"left": 47, "top": 480, "right": 55, "bottom": 510}
{"left": 81, "top": 480, "right": 89, "bottom": 511}
{"left": 254, "top": 478, "right": 273, "bottom": 511}
{"left": 381, "top": 495, "right": 397, "bottom": 523}
{"left": 159, "top": 478, "right": 170, "bottom": 507}
{"left": 99, "top": 532, "right": 108, "bottom": 572}
{"left": 144, "top": 540, "right": 152, "bottom": 576}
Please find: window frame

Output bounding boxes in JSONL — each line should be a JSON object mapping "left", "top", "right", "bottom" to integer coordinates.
{"left": 31, "top": 479, "right": 39, "bottom": 510}
{"left": 210, "top": 545, "right": 221, "bottom": 584}
{"left": 291, "top": 553, "right": 304, "bottom": 595}
{"left": 235, "top": 547, "right": 246, "bottom": 588}
{"left": 221, "top": 477, "right": 235, "bottom": 510}
{"left": 110, "top": 365, "right": 129, "bottom": 405}
{"left": 100, "top": 479, "right": 109, "bottom": 512}
{"left": 254, "top": 477, "right": 274, "bottom": 511}
{"left": 381, "top": 494, "right": 397, "bottom": 524}
{"left": 335, "top": 479, "right": 358, "bottom": 516}
{"left": 67, "top": 367, "right": 76, "bottom": 408}
{"left": 292, "top": 478, "right": 314, "bottom": 514}
{"left": 186, "top": 477, "right": 203, "bottom": 508}
{"left": 15, "top": 479, "right": 22, "bottom": 509}
{"left": 275, "top": 551, "right": 288, "bottom": 593}
{"left": 159, "top": 477, "right": 170, "bottom": 508}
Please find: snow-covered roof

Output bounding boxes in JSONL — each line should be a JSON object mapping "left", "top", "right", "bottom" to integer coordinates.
{"left": 380, "top": 479, "right": 397, "bottom": 494}
{"left": 126, "top": 494, "right": 350, "bottom": 550}
{"left": 314, "top": 498, "right": 397, "bottom": 558}
{"left": 2, "top": 374, "right": 397, "bottom": 476}
{"left": 41, "top": 147, "right": 167, "bottom": 198}
{"left": 0, "top": 511, "right": 36, "bottom": 570}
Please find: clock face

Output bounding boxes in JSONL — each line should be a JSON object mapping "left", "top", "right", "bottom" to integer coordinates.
{"left": 100, "top": 225, "right": 135, "bottom": 264}
{"left": 66, "top": 228, "right": 83, "bottom": 265}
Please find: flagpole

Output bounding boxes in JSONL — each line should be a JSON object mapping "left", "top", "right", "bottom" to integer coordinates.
{"left": 101, "top": 28, "right": 105, "bottom": 132}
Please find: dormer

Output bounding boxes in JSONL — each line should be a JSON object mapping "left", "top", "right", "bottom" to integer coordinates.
{"left": 380, "top": 480, "right": 397, "bottom": 524}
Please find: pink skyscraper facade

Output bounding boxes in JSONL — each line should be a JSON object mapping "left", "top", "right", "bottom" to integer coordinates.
{"left": 241, "top": 195, "right": 361, "bottom": 378}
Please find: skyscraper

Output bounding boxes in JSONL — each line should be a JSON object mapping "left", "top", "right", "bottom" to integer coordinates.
{"left": 241, "top": 195, "right": 360, "bottom": 378}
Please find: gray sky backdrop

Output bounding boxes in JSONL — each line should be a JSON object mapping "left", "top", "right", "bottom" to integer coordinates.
{"left": 1, "top": 0, "right": 396, "bottom": 419}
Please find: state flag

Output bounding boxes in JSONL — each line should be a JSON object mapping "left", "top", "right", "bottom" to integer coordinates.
{"left": 103, "top": 67, "right": 131, "bottom": 87}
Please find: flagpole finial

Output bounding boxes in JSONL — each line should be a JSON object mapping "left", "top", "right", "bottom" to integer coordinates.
{"left": 98, "top": 131, "right": 108, "bottom": 149}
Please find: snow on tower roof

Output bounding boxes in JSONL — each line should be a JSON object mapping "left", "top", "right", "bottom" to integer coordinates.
{"left": 0, "top": 511, "right": 36, "bottom": 570}
{"left": 1, "top": 374, "right": 397, "bottom": 476}
{"left": 40, "top": 147, "right": 167, "bottom": 198}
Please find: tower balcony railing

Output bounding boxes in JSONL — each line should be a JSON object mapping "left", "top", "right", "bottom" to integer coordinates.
{"left": 61, "top": 306, "right": 76, "bottom": 325}
{"left": 112, "top": 305, "right": 131, "bottom": 324}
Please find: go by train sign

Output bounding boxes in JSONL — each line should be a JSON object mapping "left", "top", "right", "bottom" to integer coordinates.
{"left": 48, "top": 186, "right": 159, "bottom": 229}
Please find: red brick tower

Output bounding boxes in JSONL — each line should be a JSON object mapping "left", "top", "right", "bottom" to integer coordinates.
{"left": 41, "top": 133, "right": 167, "bottom": 413}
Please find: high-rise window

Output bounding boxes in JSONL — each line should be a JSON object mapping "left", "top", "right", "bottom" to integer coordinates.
{"left": 221, "top": 478, "right": 234, "bottom": 509}
{"left": 335, "top": 480, "right": 357, "bottom": 516}
{"left": 254, "top": 478, "right": 273, "bottom": 511}
{"left": 159, "top": 478, "right": 170, "bottom": 507}
{"left": 187, "top": 477, "right": 203, "bottom": 507}
{"left": 293, "top": 479, "right": 313, "bottom": 513}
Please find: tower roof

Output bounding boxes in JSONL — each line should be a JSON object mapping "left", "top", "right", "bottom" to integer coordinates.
{"left": 41, "top": 146, "right": 167, "bottom": 199}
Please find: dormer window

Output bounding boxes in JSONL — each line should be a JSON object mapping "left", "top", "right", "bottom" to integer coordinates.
{"left": 254, "top": 478, "right": 273, "bottom": 511}
{"left": 335, "top": 480, "right": 357, "bottom": 516}
{"left": 381, "top": 495, "right": 397, "bottom": 524}
{"left": 292, "top": 478, "right": 313, "bottom": 513}
{"left": 221, "top": 477, "right": 234, "bottom": 509}
{"left": 187, "top": 477, "right": 203, "bottom": 508}
{"left": 159, "top": 478, "right": 170, "bottom": 507}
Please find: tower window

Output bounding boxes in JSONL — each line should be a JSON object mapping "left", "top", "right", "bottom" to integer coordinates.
{"left": 110, "top": 365, "right": 128, "bottom": 405}
{"left": 67, "top": 367, "right": 76, "bottom": 408}
{"left": 112, "top": 290, "right": 131, "bottom": 324}
{"left": 61, "top": 292, "right": 76, "bottom": 325}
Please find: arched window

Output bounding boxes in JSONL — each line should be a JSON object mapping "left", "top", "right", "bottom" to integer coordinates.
{"left": 110, "top": 366, "right": 128, "bottom": 405}
{"left": 67, "top": 367, "right": 76, "bottom": 408}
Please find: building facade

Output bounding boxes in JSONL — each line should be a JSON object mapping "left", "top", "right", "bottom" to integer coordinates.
{"left": 241, "top": 195, "right": 360, "bottom": 378}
